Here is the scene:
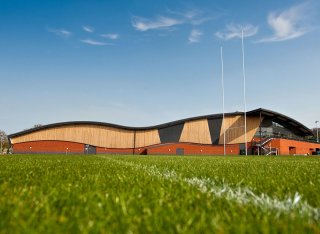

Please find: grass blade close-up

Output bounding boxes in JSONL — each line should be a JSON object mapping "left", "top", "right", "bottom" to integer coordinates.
{"left": 0, "top": 155, "right": 320, "bottom": 233}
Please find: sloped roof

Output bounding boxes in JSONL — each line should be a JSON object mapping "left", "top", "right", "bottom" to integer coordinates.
{"left": 8, "top": 108, "right": 313, "bottom": 138}
{"left": 247, "top": 108, "right": 312, "bottom": 136}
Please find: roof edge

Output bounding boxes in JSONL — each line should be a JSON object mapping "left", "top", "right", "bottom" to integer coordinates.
{"left": 8, "top": 108, "right": 313, "bottom": 138}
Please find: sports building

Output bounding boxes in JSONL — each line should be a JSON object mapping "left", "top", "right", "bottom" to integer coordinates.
{"left": 8, "top": 108, "right": 320, "bottom": 155}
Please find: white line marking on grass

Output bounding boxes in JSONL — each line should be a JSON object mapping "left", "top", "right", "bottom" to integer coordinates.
{"left": 96, "top": 155, "right": 320, "bottom": 220}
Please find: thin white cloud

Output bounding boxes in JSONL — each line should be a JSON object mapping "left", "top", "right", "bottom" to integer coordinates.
{"left": 80, "top": 39, "right": 112, "bottom": 46}
{"left": 132, "top": 15, "right": 183, "bottom": 31}
{"left": 82, "top": 25, "right": 94, "bottom": 33}
{"left": 258, "top": 3, "right": 313, "bottom": 42}
{"left": 215, "top": 24, "right": 258, "bottom": 40}
{"left": 47, "top": 28, "right": 72, "bottom": 38}
{"left": 101, "top": 33, "right": 119, "bottom": 40}
{"left": 132, "top": 9, "right": 215, "bottom": 32}
{"left": 188, "top": 29, "right": 203, "bottom": 43}
{"left": 190, "top": 16, "right": 213, "bottom": 26}
{"left": 167, "top": 9, "right": 213, "bottom": 25}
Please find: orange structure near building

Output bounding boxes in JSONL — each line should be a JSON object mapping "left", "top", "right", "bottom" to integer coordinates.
{"left": 8, "top": 108, "right": 320, "bottom": 155}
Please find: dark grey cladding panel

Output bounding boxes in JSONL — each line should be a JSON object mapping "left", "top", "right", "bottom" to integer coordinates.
{"left": 208, "top": 118, "right": 222, "bottom": 145}
{"left": 261, "top": 118, "right": 272, "bottom": 127}
{"left": 158, "top": 124, "right": 184, "bottom": 143}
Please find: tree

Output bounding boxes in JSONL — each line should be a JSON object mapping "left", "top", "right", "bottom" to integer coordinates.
{"left": 0, "top": 130, "right": 9, "bottom": 154}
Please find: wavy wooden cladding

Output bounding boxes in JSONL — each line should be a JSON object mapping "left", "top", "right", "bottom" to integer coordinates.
{"left": 11, "top": 115, "right": 263, "bottom": 148}
{"left": 179, "top": 119, "right": 212, "bottom": 144}
{"left": 11, "top": 125, "right": 135, "bottom": 148}
{"left": 219, "top": 116, "right": 262, "bottom": 144}
{"left": 135, "top": 130, "right": 161, "bottom": 148}
{"left": 11, "top": 125, "right": 162, "bottom": 149}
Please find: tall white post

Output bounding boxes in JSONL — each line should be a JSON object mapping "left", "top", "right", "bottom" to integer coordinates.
{"left": 241, "top": 29, "right": 248, "bottom": 156}
{"left": 221, "top": 46, "right": 226, "bottom": 156}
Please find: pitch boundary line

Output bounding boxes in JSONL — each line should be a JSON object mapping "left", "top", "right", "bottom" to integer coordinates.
{"left": 95, "top": 155, "right": 320, "bottom": 220}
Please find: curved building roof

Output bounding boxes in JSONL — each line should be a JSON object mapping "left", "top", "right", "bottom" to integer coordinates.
{"left": 9, "top": 108, "right": 313, "bottom": 138}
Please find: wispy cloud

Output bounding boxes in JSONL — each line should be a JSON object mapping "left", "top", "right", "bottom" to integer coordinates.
{"left": 188, "top": 29, "right": 203, "bottom": 43}
{"left": 132, "top": 9, "right": 216, "bottom": 43}
{"left": 80, "top": 39, "right": 112, "bottom": 46}
{"left": 82, "top": 25, "right": 94, "bottom": 33}
{"left": 167, "top": 9, "right": 213, "bottom": 25}
{"left": 258, "top": 3, "right": 313, "bottom": 42}
{"left": 132, "top": 15, "right": 183, "bottom": 31}
{"left": 47, "top": 28, "right": 72, "bottom": 38}
{"left": 215, "top": 24, "right": 258, "bottom": 40}
{"left": 101, "top": 33, "right": 119, "bottom": 40}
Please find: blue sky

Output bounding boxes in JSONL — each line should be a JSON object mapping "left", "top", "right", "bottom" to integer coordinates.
{"left": 1, "top": 0, "right": 320, "bottom": 134}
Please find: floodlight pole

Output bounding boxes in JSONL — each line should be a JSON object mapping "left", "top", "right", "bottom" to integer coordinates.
{"left": 316, "top": 121, "right": 319, "bottom": 143}
{"left": 241, "top": 29, "right": 248, "bottom": 156}
{"left": 221, "top": 46, "right": 226, "bottom": 156}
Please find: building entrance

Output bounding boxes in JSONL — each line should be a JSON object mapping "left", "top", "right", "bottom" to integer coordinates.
{"left": 84, "top": 144, "right": 96, "bottom": 154}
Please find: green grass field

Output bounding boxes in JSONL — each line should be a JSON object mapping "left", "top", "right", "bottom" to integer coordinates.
{"left": 0, "top": 155, "right": 320, "bottom": 233}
